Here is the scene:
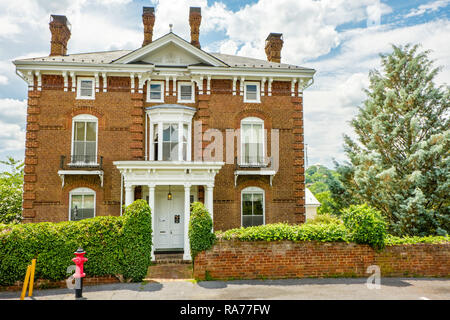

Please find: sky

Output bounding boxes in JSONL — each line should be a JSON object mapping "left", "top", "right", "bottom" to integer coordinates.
{"left": 0, "top": 0, "right": 449, "bottom": 170}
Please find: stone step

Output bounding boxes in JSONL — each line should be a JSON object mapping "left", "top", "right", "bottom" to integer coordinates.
{"left": 154, "top": 253, "right": 190, "bottom": 264}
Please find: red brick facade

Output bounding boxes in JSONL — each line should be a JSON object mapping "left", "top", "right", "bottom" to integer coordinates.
{"left": 22, "top": 76, "right": 306, "bottom": 228}
{"left": 193, "top": 240, "right": 450, "bottom": 280}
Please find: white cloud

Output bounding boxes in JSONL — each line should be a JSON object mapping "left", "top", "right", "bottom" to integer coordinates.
{"left": 405, "top": 0, "right": 450, "bottom": 18}
{"left": 0, "top": 75, "right": 8, "bottom": 85}
{"left": 0, "top": 99, "right": 26, "bottom": 152}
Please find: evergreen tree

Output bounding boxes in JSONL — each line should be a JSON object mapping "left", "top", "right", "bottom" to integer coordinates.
{"left": 337, "top": 44, "right": 449, "bottom": 236}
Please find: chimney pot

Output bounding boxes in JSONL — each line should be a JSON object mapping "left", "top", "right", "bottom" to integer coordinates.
{"left": 265, "top": 33, "right": 283, "bottom": 63}
{"left": 189, "top": 7, "right": 202, "bottom": 49}
{"left": 49, "top": 15, "right": 71, "bottom": 56}
{"left": 142, "top": 7, "right": 155, "bottom": 47}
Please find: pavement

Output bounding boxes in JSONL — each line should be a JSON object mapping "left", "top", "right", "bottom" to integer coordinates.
{"left": 1, "top": 278, "right": 449, "bottom": 300}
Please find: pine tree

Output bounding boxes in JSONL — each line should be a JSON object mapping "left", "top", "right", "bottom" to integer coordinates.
{"left": 336, "top": 44, "right": 449, "bottom": 236}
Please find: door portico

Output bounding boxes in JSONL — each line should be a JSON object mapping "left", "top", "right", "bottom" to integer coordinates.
{"left": 115, "top": 161, "right": 223, "bottom": 261}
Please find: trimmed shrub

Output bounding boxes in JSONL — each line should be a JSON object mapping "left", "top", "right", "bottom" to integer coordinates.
{"left": 306, "top": 214, "right": 343, "bottom": 225}
{"left": 217, "top": 222, "right": 348, "bottom": 243}
{"left": 0, "top": 200, "right": 152, "bottom": 286}
{"left": 342, "top": 204, "right": 387, "bottom": 249}
{"left": 385, "top": 234, "right": 449, "bottom": 245}
{"left": 121, "top": 199, "right": 152, "bottom": 281}
{"left": 189, "top": 202, "right": 215, "bottom": 259}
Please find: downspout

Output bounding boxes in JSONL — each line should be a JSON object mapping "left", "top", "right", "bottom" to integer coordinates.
{"left": 120, "top": 173, "right": 123, "bottom": 216}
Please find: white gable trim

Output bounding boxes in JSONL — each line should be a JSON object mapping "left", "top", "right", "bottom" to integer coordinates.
{"left": 113, "top": 33, "right": 228, "bottom": 67}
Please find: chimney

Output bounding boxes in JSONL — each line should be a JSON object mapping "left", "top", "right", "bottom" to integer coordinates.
{"left": 265, "top": 33, "right": 283, "bottom": 63}
{"left": 142, "top": 7, "right": 155, "bottom": 47}
{"left": 49, "top": 15, "right": 71, "bottom": 56}
{"left": 189, "top": 7, "right": 202, "bottom": 49}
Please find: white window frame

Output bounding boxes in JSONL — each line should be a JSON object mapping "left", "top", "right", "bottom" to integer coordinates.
{"left": 71, "top": 114, "right": 99, "bottom": 165}
{"left": 241, "top": 187, "right": 265, "bottom": 227}
{"left": 76, "top": 77, "right": 95, "bottom": 100}
{"left": 240, "top": 117, "right": 265, "bottom": 166}
{"left": 69, "top": 187, "right": 96, "bottom": 221}
{"left": 244, "top": 81, "right": 261, "bottom": 103}
{"left": 177, "top": 82, "right": 195, "bottom": 103}
{"left": 147, "top": 80, "right": 165, "bottom": 103}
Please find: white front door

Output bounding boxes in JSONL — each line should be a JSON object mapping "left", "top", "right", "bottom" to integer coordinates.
{"left": 154, "top": 190, "right": 184, "bottom": 249}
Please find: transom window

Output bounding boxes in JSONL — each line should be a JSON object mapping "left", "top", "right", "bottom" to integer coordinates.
{"left": 69, "top": 188, "right": 95, "bottom": 221}
{"left": 244, "top": 82, "right": 260, "bottom": 103}
{"left": 178, "top": 82, "right": 195, "bottom": 103}
{"left": 241, "top": 117, "right": 264, "bottom": 166}
{"left": 241, "top": 187, "right": 265, "bottom": 227}
{"left": 77, "top": 77, "right": 95, "bottom": 99}
{"left": 72, "top": 114, "right": 98, "bottom": 165}
{"left": 147, "top": 81, "right": 164, "bottom": 102}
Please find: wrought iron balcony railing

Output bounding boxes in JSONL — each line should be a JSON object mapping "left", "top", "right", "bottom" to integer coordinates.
{"left": 60, "top": 155, "right": 103, "bottom": 170}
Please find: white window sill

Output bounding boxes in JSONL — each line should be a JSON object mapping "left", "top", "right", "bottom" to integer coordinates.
{"left": 243, "top": 99, "right": 261, "bottom": 103}
{"left": 76, "top": 96, "right": 95, "bottom": 100}
{"left": 177, "top": 99, "right": 195, "bottom": 104}
{"left": 147, "top": 99, "right": 165, "bottom": 103}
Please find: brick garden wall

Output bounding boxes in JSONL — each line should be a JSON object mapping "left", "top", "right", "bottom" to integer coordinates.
{"left": 193, "top": 240, "right": 450, "bottom": 280}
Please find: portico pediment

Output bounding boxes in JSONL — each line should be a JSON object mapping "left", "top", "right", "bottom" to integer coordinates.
{"left": 112, "top": 33, "right": 228, "bottom": 67}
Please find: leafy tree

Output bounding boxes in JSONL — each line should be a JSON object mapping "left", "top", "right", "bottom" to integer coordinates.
{"left": 337, "top": 44, "right": 449, "bottom": 236}
{"left": 0, "top": 157, "right": 24, "bottom": 224}
{"left": 305, "top": 165, "right": 344, "bottom": 215}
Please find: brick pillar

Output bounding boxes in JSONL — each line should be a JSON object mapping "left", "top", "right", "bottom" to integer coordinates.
{"left": 292, "top": 97, "right": 305, "bottom": 223}
{"left": 130, "top": 93, "right": 144, "bottom": 160}
{"left": 189, "top": 7, "right": 202, "bottom": 49}
{"left": 23, "top": 90, "right": 41, "bottom": 222}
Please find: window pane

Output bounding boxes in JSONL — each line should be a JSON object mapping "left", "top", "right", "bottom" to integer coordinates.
{"left": 242, "top": 194, "right": 253, "bottom": 215}
{"left": 75, "top": 122, "right": 85, "bottom": 141}
{"left": 83, "top": 195, "right": 95, "bottom": 209}
{"left": 170, "top": 142, "right": 179, "bottom": 160}
{"left": 86, "top": 122, "right": 96, "bottom": 141}
{"left": 170, "top": 124, "right": 179, "bottom": 142}
{"left": 246, "top": 85, "right": 257, "bottom": 100}
{"left": 163, "top": 124, "right": 171, "bottom": 142}
{"left": 253, "top": 193, "right": 264, "bottom": 215}
{"left": 163, "top": 142, "right": 171, "bottom": 160}
{"left": 73, "top": 141, "right": 85, "bottom": 157}
{"left": 153, "top": 124, "right": 159, "bottom": 160}
{"left": 183, "top": 124, "right": 188, "bottom": 142}
{"left": 251, "top": 215, "right": 264, "bottom": 226}
{"left": 71, "top": 195, "right": 83, "bottom": 209}
{"left": 150, "top": 84, "right": 161, "bottom": 100}
{"left": 242, "top": 215, "right": 253, "bottom": 228}
{"left": 180, "top": 85, "right": 192, "bottom": 100}
{"left": 80, "top": 80, "right": 93, "bottom": 97}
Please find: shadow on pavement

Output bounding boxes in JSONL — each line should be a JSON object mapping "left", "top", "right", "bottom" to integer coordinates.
{"left": 195, "top": 277, "right": 436, "bottom": 289}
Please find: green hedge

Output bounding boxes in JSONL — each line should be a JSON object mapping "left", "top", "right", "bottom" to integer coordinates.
{"left": 385, "top": 234, "right": 449, "bottom": 245}
{"left": 0, "top": 199, "right": 152, "bottom": 286}
{"left": 188, "top": 202, "right": 215, "bottom": 259}
{"left": 217, "top": 223, "right": 348, "bottom": 243}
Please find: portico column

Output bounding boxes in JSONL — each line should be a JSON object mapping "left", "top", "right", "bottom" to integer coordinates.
{"left": 148, "top": 184, "right": 156, "bottom": 261}
{"left": 183, "top": 184, "right": 191, "bottom": 261}
{"left": 125, "top": 184, "right": 134, "bottom": 207}
{"left": 205, "top": 184, "right": 214, "bottom": 231}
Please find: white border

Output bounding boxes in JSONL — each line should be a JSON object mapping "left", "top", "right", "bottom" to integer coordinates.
{"left": 76, "top": 77, "right": 95, "bottom": 100}
{"left": 147, "top": 80, "right": 165, "bottom": 103}
{"left": 68, "top": 187, "right": 96, "bottom": 221}
{"left": 243, "top": 81, "right": 261, "bottom": 103}
{"left": 241, "top": 186, "right": 265, "bottom": 227}
{"left": 71, "top": 114, "right": 98, "bottom": 166}
{"left": 177, "top": 82, "right": 195, "bottom": 103}
{"left": 240, "top": 117, "right": 265, "bottom": 166}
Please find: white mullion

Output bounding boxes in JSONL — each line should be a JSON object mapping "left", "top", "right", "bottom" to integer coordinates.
{"left": 178, "top": 122, "right": 183, "bottom": 161}
{"left": 158, "top": 122, "right": 163, "bottom": 161}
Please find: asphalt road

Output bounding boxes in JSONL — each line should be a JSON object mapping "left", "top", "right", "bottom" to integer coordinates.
{"left": 1, "top": 278, "right": 449, "bottom": 300}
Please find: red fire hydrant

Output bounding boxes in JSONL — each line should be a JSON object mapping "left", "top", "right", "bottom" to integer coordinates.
{"left": 72, "top": 247, "right": 88, "bottom": 299}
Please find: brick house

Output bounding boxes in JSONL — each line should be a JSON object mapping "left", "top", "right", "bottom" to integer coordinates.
{"left": 13, "top": 7, "right": 315, "bottom": 261}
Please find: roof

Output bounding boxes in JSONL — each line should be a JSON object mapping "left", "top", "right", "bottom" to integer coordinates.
{"left": 16, "top": 43, "right": 314, "bottom": 71}
{"left": 305, "top": 188, "right": 321, "bottom": 207}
